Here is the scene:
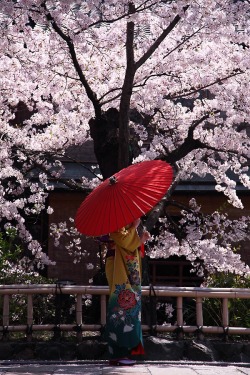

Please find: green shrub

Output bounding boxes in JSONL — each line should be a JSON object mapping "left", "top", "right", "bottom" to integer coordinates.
{"left": 0, "top": 229, "right": 56, "bottom": 327}
{"left": 202, "top": 273, "right": 250, "bottom": 328}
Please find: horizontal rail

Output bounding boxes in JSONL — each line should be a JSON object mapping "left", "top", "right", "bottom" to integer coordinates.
{"left": 1, "top": 284, "right": 250, "bottom": 298}
{"left": 1, "top": 325, "right": 250, "bottom": 335}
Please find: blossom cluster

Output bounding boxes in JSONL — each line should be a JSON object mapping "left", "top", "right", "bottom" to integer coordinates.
{"left": 149, "top": 199, "right": 250, "bottom": 276}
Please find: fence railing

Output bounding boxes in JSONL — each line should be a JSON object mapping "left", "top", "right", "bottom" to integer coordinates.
{"left": 1, "top": 284, "right": 250, "bottom": 341}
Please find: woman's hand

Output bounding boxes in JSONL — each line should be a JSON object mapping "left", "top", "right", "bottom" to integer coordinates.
{"left": 140, "top": 230, "right": 150, "bottom": 244}
{"left": 132, "top": 218, "right": 141, "bottom": 228}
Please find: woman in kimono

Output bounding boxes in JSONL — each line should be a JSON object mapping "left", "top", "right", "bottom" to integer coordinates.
{"left": 105, "top": 219, "right": 150, "bottom": 366}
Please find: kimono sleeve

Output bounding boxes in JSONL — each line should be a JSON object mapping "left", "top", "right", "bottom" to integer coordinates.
{"left": 110, "top": 226, "right": 141, "bottom": 252}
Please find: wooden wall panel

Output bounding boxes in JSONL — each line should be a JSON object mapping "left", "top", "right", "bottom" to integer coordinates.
{"left": 47, "top": 191, "right": 100, "bottom": 285}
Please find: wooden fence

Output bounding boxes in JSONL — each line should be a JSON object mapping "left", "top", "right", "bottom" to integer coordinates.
{"left": 1, "top": 284, "right": 250, "bottom": 341}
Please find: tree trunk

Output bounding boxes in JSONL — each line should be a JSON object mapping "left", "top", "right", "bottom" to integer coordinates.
{"left": 89, "top": 108, "right": 120, "bottom": 180}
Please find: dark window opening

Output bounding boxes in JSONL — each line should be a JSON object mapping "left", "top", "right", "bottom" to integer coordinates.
{"left": 148, "top": 255, "right": 203, "bottom": 287}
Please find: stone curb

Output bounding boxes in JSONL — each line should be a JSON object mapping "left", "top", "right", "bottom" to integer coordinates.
{"left": 0, "top": 337, "right": 250, "bottom": 363}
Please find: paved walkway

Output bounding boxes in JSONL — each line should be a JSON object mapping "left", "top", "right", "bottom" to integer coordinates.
{"left": 0, "top": 361, "right": 250, "bottom": 375}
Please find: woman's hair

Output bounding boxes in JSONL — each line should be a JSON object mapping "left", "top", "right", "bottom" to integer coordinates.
{"left": 96, "top": 234, "right": 112, "bottom": 243}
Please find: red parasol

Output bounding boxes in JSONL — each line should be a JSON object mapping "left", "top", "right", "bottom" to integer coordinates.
{"left": 75, "top": 160, "right": 173, "bottom": 237}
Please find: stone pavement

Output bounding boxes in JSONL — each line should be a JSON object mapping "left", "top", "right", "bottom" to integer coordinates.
{"left": 0, "top": 361, "right": 250, "bottom": 375}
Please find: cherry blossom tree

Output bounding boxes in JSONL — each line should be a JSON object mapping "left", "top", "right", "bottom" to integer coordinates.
{"left": 0, "top": 0, "right": 250, "bottom": 276}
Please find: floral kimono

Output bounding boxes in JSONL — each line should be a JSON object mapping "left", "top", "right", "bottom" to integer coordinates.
{"left": 105, "top": 225, "right": 144, "bottom": 359}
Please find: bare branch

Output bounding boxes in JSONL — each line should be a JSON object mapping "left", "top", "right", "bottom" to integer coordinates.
{"left": 75, "top": 0, "right": 160, "bottom": 34}
{"left": 163, "top": 26, "right": 204, "bottom": 59}
{"left": 134, "top": 72, "right": 181, "bottom": 89}
{"left": 41, "top": 1, "right": 102, "bottom": 118}
{"left": 135, "top": 5, "right": 189, "bottom": 71}
{"left": 166, "top": 69, "right": 244, "bottom": 100}
{"left": 162, "top": 111, "right": 219, "bottom": 164}
{"left": 62, "top": 152, "right": 102, "bottom": 180}
{"left": 99, "top": 87, "right": 123, "bottom": 104}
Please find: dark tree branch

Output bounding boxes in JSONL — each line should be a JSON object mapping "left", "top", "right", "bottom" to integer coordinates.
{"left": 145, "top": 106, "right": 250, "bottom": 230}
{"left": 163, "top": 112, "right": 219, "bottom": 164}
{"left": 163, "top": 27, "right": 204, "bottom": 59}
{"left": 135, "top": 5, "right": 189, "bottom": 71}
{"left": 118, "top": 4, "right": 189, "bottom": 170}
{"left": 74, "top": 0, "right": 160, "bottom": 34}
{"left": 41, "top": 1, "right": 102, "bottom": 118}
{"left": 166, "top": 69, "right": 244, "bottom": 100}
{"left": 99, "top": 88, "right": 123, "bottom": 105}
{"left": 144, "top": 112, "right": 218, "bottom": 229}
{"left": 59, "top": 152, "right": 102, "bottom": 180}
{"left": 134, "top": 72, "right": 181, "bottom": 89}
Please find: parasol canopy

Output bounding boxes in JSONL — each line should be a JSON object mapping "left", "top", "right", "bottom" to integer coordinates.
{"left": 75, "top": 160, "right": 173, "bottom": 237}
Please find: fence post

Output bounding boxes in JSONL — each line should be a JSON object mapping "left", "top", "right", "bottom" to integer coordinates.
{"left": 3, "top": 294, "right": 10, "bottom": 340}
{"left": 196, "top": 297, "right": 204, "bottom": 340}
{"left": 176, "top": 296, "right": 184, "bottom": 339}
{"left": 100, "top": 294, "right": 107, "bottom": 326}
{"left": 76, "top": 294, "right": 83, "bottom": 342}
{"left": 222, "top": 298, "right": 229, "bottom": 341}
{"left": 27, "top": 294, "right": 33, "bottom": 341}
